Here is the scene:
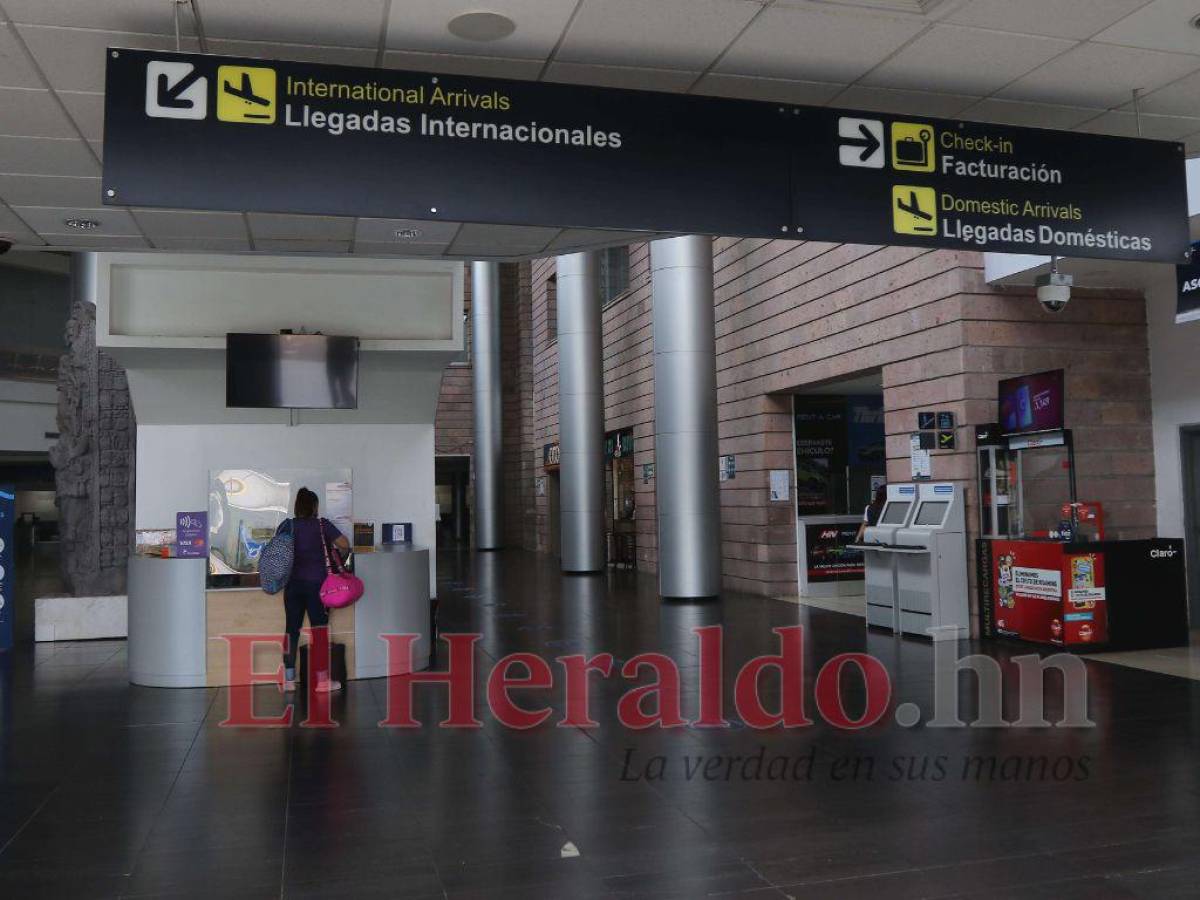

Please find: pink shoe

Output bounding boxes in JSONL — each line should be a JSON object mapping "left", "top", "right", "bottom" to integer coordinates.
{"left": 314, "top": 677, "right": 342, "bottom": 694}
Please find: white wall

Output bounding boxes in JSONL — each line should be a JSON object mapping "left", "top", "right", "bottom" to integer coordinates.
{"left": 137, "top": 424, "right": 437, "bottom": 595}
{"left": 1148, "top": 269, "right": 1200, "bottom": 539}
{"left": 0, "top": 380, "right": 57, "bottom": 453}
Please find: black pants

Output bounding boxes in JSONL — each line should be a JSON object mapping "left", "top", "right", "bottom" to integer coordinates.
{"left": 283, "top": 579, "right": 329, "bottom": 670}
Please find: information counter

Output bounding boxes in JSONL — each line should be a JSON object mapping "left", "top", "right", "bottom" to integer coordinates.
{"left": 978, "top": 538, "right": 1189, "bottom": 651}
{"left": 128, "top": 544, "right": 431, "bottom": 688}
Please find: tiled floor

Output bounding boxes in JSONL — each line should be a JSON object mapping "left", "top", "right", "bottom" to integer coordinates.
{"left": 1, "top": 548, "right": 1198, "bottom": 898}
{"left": 1085, "top": 635, "right": 1200, "bottom": 682}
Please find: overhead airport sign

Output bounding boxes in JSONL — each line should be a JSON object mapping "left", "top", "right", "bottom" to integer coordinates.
{"left": 103, "top": 48, "right": 1189, "bottom": 263}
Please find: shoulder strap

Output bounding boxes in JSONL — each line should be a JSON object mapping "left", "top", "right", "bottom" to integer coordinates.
{"left": 319, "top": 520, "right": 341, "bottom": 575}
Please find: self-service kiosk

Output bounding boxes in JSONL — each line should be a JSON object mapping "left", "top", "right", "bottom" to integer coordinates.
{"left": 859, "top": 483, "right": 917, "bottom": 631}
{"left": 855, "top": 482, "right": 969, "bottom": 638}
{"left": 893, "top": 483, "right": 969, "bottom": 638}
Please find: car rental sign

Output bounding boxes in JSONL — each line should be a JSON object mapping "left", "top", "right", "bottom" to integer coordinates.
{"left": 104, "top": 48, "right": 1189, "bottom": 263}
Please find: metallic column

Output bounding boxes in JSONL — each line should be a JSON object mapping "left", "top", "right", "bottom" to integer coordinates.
{"left": 556, "top": 252, "right": 606, "bottom": 573}
{"left": 71, "top": 251, "right": 99, "bottom": 305}
{"left": 471, "top": 261, "right": 503, "bottom": 550}
{"left": 650, "top": 236, "right": 721, "bottom": 598}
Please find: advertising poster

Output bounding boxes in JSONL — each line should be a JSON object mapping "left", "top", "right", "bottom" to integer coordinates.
{"left": 794, "top": 398, "right": 845, "bottom": 514}
{"left": 998, "top": 369, "right": 1064, "bottom": 434}
{"left": 0, "top": 487, "right": 12, "bottom": 651}
{"left": 175, "top": 511, "right": 208, "bottom": 559}
{"left": 805, "top": 523, "right": 864, "bottom": 583}
{"left": 1176, "top": 246, "right": 1200, "bottom": 324}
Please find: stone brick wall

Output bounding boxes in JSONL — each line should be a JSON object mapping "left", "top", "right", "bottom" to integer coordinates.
{"left": 443, "top": 239, "right": 1155, "bottom": 627}
{"left": 50, "top": 302, "right": 134, "bottom": 596}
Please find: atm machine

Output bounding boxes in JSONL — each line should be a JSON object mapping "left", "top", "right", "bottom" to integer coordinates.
{"left": 892, "top": 482, "right": 969, "bottom": 638}
{"left": 858, "top": 484, "right": 917, "bottom": 631}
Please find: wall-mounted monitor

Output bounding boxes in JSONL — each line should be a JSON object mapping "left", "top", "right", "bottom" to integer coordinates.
{"left": 998, "top": 369, "right": 1064, "bottom": 435}
{"left": 226, "top": 333, "right": 359, "bottom": 409}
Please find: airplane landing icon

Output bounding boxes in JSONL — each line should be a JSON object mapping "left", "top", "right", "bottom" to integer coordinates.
{"left": 892, "top": 184, "right": 938, "bottom": 237}
{"left": 216, "top": 65, "right": 277, "bottom": 124}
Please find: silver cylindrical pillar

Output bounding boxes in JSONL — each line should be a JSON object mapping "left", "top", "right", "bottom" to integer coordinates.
{"left": 471, "top": 261, "right": 503, "bottom": 550}
{"left": 556, "top": 252, "right": 606, "bottom": 573}
{"left": 650, "top": 236, "right": 721, "bottom": 598}
{"left": 71, "top": 252, "right": 100, "bottom": 305}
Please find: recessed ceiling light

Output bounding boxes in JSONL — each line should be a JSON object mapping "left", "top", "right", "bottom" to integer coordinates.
{"left": 447, "top": 11, "right": 516, "bottom": 42}
{"left": 395, "top": 227, "right": 423, "bottom": 240}
{"left": 64, "top": 218, "right": 101, "bottom": 230}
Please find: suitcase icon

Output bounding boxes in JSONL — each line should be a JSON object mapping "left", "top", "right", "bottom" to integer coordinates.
{"left": 895, "top": 129, "right": 932, "bottom": 167}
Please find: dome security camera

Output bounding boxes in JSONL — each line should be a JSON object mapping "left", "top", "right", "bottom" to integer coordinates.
{"left": 1035, "top": 271, "right": 1072, "bottom": 313}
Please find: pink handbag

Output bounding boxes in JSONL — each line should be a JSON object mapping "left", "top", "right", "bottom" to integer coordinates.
{"left": 318, "top": 519, "right": 364, "bottom": 609}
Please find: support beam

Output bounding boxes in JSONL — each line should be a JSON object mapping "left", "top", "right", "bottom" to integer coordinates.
{"left": 650, "top": 236, "right": 721, "bottom": 598}
{"left": 556, "top": 252, "right": 606, "bottom": 573}
{"left": 471, "top": 261, "right": 503, "bottom": 550}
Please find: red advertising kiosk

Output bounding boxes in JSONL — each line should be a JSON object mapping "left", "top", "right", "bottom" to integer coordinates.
{"left": 976, "top": 370, "right": 1189, "bottom": 651}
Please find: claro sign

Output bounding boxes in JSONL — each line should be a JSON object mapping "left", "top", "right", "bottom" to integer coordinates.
{"left": 103, "top": 48, "right": 1189, "bottom": 263}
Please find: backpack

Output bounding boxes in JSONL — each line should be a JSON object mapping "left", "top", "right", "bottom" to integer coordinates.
{"left": 259, "top": 519, "right": 294, "bottom": 595}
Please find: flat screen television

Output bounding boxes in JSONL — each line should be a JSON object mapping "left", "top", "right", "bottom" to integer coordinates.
{"left": 998, "top": 369, "right": 1064, "bottom": 435}
{"left": 226, "top": 333, "right": 359, "bottom": 409}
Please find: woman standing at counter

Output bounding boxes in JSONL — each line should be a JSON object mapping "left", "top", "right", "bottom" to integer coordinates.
{"left": 279, "top": 488, "right": 350, "bottom": 693}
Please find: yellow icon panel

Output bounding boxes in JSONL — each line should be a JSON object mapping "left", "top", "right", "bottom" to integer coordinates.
{"left": 892, "top": 185, "right": 938, "bottom": 237}
{"left": 216, "top": 65, "right": 276, "bottom": 124}
{"left": 891, "top": 121, "right": 935, "bottom": 172}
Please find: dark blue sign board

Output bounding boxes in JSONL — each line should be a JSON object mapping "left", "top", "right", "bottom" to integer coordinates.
{"left": 102, "top": 48, "right": 1189, "bottom": 263}
{"left": 0, "top": 487, "right": 14, "bottom": 651}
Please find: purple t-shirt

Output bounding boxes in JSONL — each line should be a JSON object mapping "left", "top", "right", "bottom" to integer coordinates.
{"left": 278, "top": 517, "right": 344, "bottom": 585}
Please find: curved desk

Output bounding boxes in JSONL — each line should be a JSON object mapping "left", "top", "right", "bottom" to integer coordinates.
{"left": 127, "top": 546, "right": 431, "bottom": 688}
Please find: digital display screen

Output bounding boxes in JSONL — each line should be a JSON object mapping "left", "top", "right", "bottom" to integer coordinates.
{"left": 879, "top": 502, "right": 910, "bottom": 525}
{"left": 913, "top": 502, "right": 949, "bottom": 526}
{"left": 998, "top": 369, "right": 1064, "bottom": 435}
{"left": 227, "top": 333, "right": 359, "bottom": 409}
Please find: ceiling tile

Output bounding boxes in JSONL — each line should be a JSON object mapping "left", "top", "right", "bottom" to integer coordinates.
{"left": 247, "top": 213, "right": 356, "bottom": 240}
{"left": 16, "top": 26, "right": 198, "bottom": 92}
{"left": 0, "top": 23, "right": 43, "bottom": 88}
{"left": 38, "top": 232, "right": 149, "bottom": 248}
{"left": 1092, "top": 0, "right": 1200, "bottom": 55}
{"left": 55, "top": 91, "right": 104, "bottom": 140}
{"left": 997, "top": 42, "right": 1200, "bottom": 108}
{"left": 557, "top": 0, "right": 758, "bottom": 70}
{"left": 693, "top": 73, "right": 844, "bottom": 106}
{"left": 354, "top": 217, "right": 460, "bottom": 243}
{"left": 198, "top": 0, "right": 383, "bottom": 47}
{"left": 958, "top": 98, "right": 1100, "bottom": 130}
{"left": 716, "top": 6, "right": 926, "bottom": 82}
{"left": 1, "top": 1, "right": 188, "bottom": 31}
{"left": 88, "top": 139, "right": 103, "bottom": 160}
{"left": 0, "top": 174, "right": 103, "bottom": 207}
{"left": 834, "top": 85, "right": 978, "bottom": 118}
{"left": 546, "top": 229, "right": 651, "bottom": 251}
{"left": 382, "top": 50, "right": 543, "bottom": 80}
{"left": 205, "top": 39, "right": 377, "bottom": 68}
{"left": 1184, "top": 129, "right": 1200, "bottom": 154}
{"left": 862, "top": 25, "right": 1074, "bottom": 95}
{"left": 131, "top": 209, "right": 249, "bottom": 239}
{"left": 386, "top": 0, "right": 577, "bottom": 59}
{"left": 0, "top": 203, "right": 42, "bottom": 242}
{"left": 13, "top": 204, "right": 140, "bottom": 235}
{"left": 0, "top": 87, "right": 78, "bottom": 137}
{"left": 1131, "top": 68, "right": 1200, "bottom": 116}
{"left": 1074, "top": 110, "right": 1200, "bottom": 140}
{"left": 543, "top": 62, "right": 696, "bottom": 93}
{"left": 353, "top": 241, "right": 448, "bottom": 257}
{"left": 945, "top": 0, "right": 1150, "bottom": 41}
{"left": 254, "top": 238, "right": 353, "bottom": 253}
{"left": 151, "top": 236, "right": 252, "bottom": 252}
{"left": 0, "top": 136, "right": 99, "bottom": 175}
{"left": 449, "top": 223, "right": 560, "bottom": 254}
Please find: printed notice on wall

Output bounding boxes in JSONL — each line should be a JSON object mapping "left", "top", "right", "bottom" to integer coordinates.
{"left": 769, "top": 469, "right": 790, "bottom": 502}
{"left": 324, "top": 481, "right": 353, "bottom": 537}
{"left": 1013, "top": 566, "right": 1062, "bottom": 600}
{"left": 909, "top": 434, "right": 931, "bottom": 479}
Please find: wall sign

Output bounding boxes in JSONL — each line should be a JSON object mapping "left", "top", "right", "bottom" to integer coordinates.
{"left": 0, "top": 487, "right": 13, "bottom": 651}
{"left": 543, "top": 443, "right": 560, "bottom": 471}
{"left": 642, "top": 463, "right": 654, "bottom": 485}
{"left": 719, "top": 455, "right": 736, "bottom": 482}
{"left": 103, "top": 49, "right": 1189, "bottom": 262}
{"left": 1176, "top": 246, "right": 1200, "bottom": 324}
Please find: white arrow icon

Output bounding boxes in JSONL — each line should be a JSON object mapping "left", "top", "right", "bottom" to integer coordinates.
{"left": 145, "top": 61, "right": 208, "bottom": 120}
{"left": 838, "top": 117, "right": 884, "bottom": 169}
